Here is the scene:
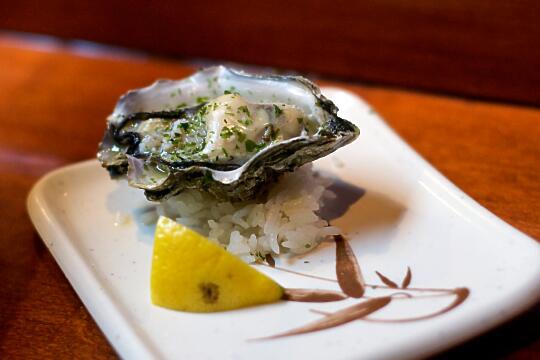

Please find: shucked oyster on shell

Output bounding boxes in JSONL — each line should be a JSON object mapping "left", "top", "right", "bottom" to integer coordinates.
{"left": 98, "top": 66, "right": 359, "bottom": 201}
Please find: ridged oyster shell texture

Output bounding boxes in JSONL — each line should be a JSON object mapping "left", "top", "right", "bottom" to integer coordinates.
{"left": 98, "top": 66, "right": 359, "bottom": 201}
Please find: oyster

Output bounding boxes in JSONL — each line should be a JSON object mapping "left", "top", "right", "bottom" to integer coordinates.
{"left": 98, "top": 66, "right": 359, "bottom": 201}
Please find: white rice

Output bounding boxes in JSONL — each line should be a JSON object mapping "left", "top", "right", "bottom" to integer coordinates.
{"left": 144, "top": 164, "right": 340, "bottom": 262}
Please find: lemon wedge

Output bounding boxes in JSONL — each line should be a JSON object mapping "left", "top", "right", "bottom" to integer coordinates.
{"left": 151, "top": 216, "right": 283, "bottom": 312}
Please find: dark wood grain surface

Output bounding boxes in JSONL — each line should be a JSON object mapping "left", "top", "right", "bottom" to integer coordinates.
{"left": 1, "top": 1, "right": 539, "bottom": 105}
{"left": 0, "top": 38, "right": 538, "bottom": 359}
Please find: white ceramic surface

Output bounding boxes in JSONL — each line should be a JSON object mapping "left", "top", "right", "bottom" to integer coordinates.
{"left": 27, "top": 88, "right": 540, "bottom": 359}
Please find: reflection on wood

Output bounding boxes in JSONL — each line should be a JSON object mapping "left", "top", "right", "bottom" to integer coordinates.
{"left": 2, "top": 1, "right": 539, "bottom": 104}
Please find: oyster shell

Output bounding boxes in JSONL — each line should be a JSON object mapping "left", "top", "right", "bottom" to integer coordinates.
{"left": 98, "top": 66, "right": 359, "bottom": 201}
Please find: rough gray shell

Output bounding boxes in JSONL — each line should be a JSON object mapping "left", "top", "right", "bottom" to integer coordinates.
{"left": 98, "top": 66, "right": 359, "bottom": 201}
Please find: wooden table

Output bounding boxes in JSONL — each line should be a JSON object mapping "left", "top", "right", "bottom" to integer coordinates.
{"left": 1, "top": 37, "right": 538, "bottom": 359}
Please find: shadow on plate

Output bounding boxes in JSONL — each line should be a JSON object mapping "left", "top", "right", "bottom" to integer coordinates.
{"left": 323, "top": 177, "right": 406, "bottom": 251}
{"left": 285, "top": 178, "right": 406, "bottom": 263}
{"left": 106, "top": 181, "right": 156, "bottom": 245}
{"left": 321, "top": 178, "right": 366, "bottom": 221}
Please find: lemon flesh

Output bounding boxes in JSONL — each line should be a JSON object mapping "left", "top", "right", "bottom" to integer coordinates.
{"left": 151, "top": 216, "right": 283, "bottom": 312}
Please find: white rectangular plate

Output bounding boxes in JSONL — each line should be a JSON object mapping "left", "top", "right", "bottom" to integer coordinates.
{"left": 27, "top": 88, "right": 540, "bottom": 359}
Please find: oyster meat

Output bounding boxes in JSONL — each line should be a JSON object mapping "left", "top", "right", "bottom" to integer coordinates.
{"left": 98, "top": 66, "right": 359, "bottom": 201}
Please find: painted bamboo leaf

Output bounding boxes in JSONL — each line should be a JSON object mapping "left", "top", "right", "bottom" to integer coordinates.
{"left": 335, "top": 235, "right": 365, "bottom": 298}
{"left": 375, "top": 271, "right": 398, "bottom": 288}
{"left": 283, "top": 288, "right": 348, "bottom": 302}
{"left": 256, "top": 297, "right": 392, "bottom": 340}
{"left": 365, "top": 288, "right": 470, "bottom": 323}
{"left": 401, "top": 266, "right": 412, "bottom": 289}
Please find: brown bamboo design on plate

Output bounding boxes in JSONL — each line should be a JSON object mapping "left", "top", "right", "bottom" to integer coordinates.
{"left": 255, "top": 235, "right": 470, "bottom": 340}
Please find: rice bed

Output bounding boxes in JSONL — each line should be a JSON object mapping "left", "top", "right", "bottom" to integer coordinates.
{"left": 144, "top": 165, "right": 339, "bottom": 262}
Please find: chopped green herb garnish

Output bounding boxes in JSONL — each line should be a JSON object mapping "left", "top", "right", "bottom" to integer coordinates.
{"left": 200, "top": 104, "right": 210, "bottom": 116}
{"left": 245, "top": 139, "right": 257, "bottom": 152}
{"left": 197, "top": 96, "right": 209, "bottom": 104}
{"left": 220, "top": 126, "right": 245, "bottom": 142}
{"left": 223, "top": 86, "right": 240, "bottom": 95}
{"left": 238, "top": 105, "right": 250, "bottom": 117}
{"left": 253, "top": 251, "right": 265, "bottom": 261}
{"left": 239, "top": 118, "right": 253, "bottom": 126}
{"left": 245, "top": 139, "right": 266, "bottom": 152}
{"left": 273, "top": 104, "right": 283, "bottom": 117}
{"left": 222, "top": 148, "right": 229, "bottom": 157}
{"left": 237, "top": 106, "right": 252, "bottom": 126}
{"left": 234, "top": 129, "right": 246, "bottom": 142}
{"left": 220, "top": 127, "right": 233, "bottom": 139}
